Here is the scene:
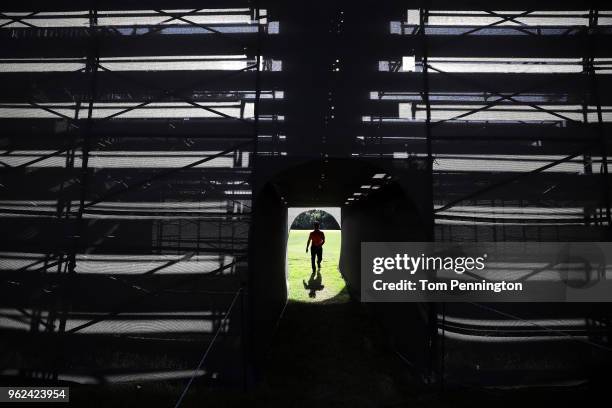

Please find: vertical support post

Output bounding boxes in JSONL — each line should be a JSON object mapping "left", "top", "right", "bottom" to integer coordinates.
{"left": 584, "top": 7, "right": 612, "bottom": 352}
{"left": 253, "top": 4, "right": 262, "bottom": 170}
{"left": 419, "top": 4, "right": 439, "bottom": 388}
{"left": 420, "top": 7, "right": 434, "bottom": 241}
{"left": 586, "top": 10, "right": 611, "bottom": 230}
{"left": 79, "top": 4, "right": 99, "bottom": 226}
{"left": 61, "top": 1, "right": 99, "bottom": 379}
{"left": 242, "top": 0, "right": 263, "bottom": 390}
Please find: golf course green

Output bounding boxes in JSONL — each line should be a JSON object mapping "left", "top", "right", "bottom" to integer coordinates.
{"left": 286, "top": 229, "right": 347, "bottom": 303}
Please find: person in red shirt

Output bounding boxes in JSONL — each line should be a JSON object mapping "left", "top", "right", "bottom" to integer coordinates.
{"left": 306, "top": 221, "right": 325, "bottom": 272}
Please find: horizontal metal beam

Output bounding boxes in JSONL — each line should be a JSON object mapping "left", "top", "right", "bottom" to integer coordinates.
{"left": 2, "top": 32, "right": 611, "bottom": 59}
{"left": 2, "top": 71, "right": 611, "bottom": 103}
{"left": 363, "top": 122, "right": 607, "bottom": 141}
{"left": 0, "top": 1, "right": 253, "bottom": 12}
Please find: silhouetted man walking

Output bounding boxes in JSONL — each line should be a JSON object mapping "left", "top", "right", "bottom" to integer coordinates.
{"left": 306, "top": 221, "right": 325, "bottom": 272}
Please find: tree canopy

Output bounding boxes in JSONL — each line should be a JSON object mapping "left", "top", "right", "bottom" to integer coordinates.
{"left": 290, "top": 209, "right": 340, "bottom": 230}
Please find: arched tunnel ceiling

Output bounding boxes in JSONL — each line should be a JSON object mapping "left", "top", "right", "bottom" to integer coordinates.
{"left": 262, "top": 159, "right": 397, "bottom": 206}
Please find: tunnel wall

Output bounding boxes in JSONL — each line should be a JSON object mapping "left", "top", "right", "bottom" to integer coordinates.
{"left": 248, "top": 183, "right": 288, "bottom": 379}
{"left": 340, "top": 182, "right": 435, "bottom": 377}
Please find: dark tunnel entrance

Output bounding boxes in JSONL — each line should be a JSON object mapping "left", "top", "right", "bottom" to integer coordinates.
{"left": 248, "top": 157, "right": 432, "bottom": 376}
{"left": 249, "top": 157, "right": 431, "bottom": 306}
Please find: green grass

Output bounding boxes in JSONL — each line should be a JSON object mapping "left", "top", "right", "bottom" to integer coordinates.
{"left": 286, "top": 229, "right": 347, "bottom": 303}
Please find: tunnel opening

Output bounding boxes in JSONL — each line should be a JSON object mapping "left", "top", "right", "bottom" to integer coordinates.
{"left": 248, "top": 157, "right": 433, "bottom": 381}
{"left": 286, "top": 207, "right": 346, "bottom": 303}
{"left": 246, "top": 156, "right": 434, "bottom": 401}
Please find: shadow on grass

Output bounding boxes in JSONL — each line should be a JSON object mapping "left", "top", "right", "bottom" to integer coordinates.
{"left": 303, "top": 268, "right": 325, "bottom": 298}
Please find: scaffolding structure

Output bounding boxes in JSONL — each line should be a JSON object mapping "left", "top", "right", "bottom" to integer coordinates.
{"left": 0, "top": 0, "right": 273, "bottom": 388}
{"left": 366, "top": 3, "right": 612, "bottom": 387}
{"left": 1, "top": 0, "right": 612, "bottom": 395}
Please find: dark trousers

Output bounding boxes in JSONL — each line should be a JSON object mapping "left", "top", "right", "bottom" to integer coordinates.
{"left": 310, "top": 245, "right": 323, "bottom": 271}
